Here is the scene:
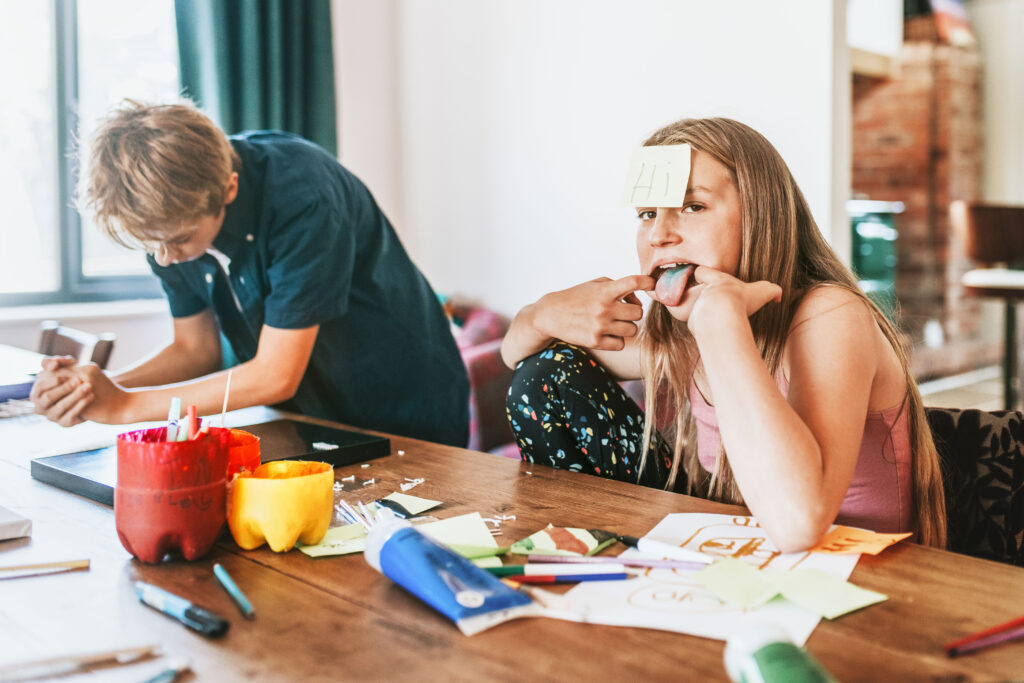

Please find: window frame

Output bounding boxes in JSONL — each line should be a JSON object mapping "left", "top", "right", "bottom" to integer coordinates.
{"left": 0, "top": 0, "right": 163, "bottom": 308}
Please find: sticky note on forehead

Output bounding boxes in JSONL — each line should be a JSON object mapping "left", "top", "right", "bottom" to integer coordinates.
{"left": 622, "top": 143, "right": 691, "bottom": 207}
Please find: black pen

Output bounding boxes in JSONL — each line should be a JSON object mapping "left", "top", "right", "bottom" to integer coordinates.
{"left": 135, "top": 581, "right": 230, "bottom": 638}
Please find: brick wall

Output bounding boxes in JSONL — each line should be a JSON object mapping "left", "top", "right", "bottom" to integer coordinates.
{"left": 852, "top": 17, "right": 999, "bottom": 380}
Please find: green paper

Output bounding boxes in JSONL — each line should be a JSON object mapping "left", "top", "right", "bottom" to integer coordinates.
{"left": 298, "top": 512, "right": 500, "bottom": 559}
{"left": 695, "top": 558, "right": 779, "bottom": 609}
{"left": 471, "top": 556, "right": 503, "bottom": 569}
{"left": 771, "top": 569, "right": 888, "bottom": 619}
{"left": 419, "top": 512, "right": 499, "bottom": 550}
{"left": 445, "top": 544, "right": 510, "bottom": 559}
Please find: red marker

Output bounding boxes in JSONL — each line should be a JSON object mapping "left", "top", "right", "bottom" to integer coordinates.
{"left": 186, "top": 405, "right": 198, "bottom": 440}
{"left": 512, "top": 572, "right": 629, "bottom": 584}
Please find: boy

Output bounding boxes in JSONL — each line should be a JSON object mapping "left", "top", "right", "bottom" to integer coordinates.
{"left": 31, "top": 100, "right": 469, "bottom": 447}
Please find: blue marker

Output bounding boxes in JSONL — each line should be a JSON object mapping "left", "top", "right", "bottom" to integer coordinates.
{"left": 213, "top": 563, "right": 255, "bottom": 619}
{"left": 135, "top": 581, "right": 229, "bottom": 638}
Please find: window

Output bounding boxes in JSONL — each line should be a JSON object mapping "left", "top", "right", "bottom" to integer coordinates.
{"left": 0, "top": 0, "right": 179, "bottom": 306}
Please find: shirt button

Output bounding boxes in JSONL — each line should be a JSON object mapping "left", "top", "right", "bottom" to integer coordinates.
{"left": 246, "top": 234, "right": 254, "bottom": 242}
{"left": 205, "top": 273, "right": 213, "bottom": 283}
{"left": 239, "top": 276, "right": 245, "bottom": 285}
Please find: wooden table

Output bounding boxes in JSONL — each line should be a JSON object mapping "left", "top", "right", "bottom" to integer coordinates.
{"left": 1, "top": 408, "right": 1022, "bottom": 681}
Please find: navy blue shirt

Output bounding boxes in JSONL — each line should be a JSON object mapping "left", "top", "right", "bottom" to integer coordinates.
{"left": 149, "top": 131, "right": 469, "bottom": 447}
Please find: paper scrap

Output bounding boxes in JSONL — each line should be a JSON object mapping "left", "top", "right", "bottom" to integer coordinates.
{"left": 472, "top": 556, "right": 503, "bottom": 569}
{"left": 695, "top": 558, "right": 779, "bottom": 610}
{"left": 0, "top": 505, "right": 31, "bottom": 541}
{"left": 510, "top": 525, "right": 616, "bottom": 556}
{"left": 621, "top": 144, "right": 691, "bottom": 207}
{"left": 419, "top": 513, "right": 498, "bottom": 550}
{"left": 810, "top": 526, "right": 913, "bottom": 556}
{"left": 298, "top": 523, "right": 367, "bottom": 557}
{"left": 771, "top": 569, "right": 887, "bottom": 619}
{"left": 382, "top": 492, "right": 441, "bottom": 516}
{"left": 446, "top": 545, "right": 510, "bottom": 559}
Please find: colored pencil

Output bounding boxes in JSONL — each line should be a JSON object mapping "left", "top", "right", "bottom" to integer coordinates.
{"left": 213, "top": 563, "right": 255, "bottom": 619}
{"left": 512, "top": 572, "right": 630, "bottom": 584}
{"left": 486, "top": 563, "right": 627, "bottom": 577}
{"left": 947, "top": 624, "right": 1024, "bottom": 657}
{"left": 528, "top": 553, "right": 706, "bottom": 572}
{"left": 945, "top": 614, "right": 1024, "bottom": 655}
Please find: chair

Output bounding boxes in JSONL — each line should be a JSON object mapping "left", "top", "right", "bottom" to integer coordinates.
{"left": 925, "top": 406, "right": 1024, "bottom": 566}
{"left": 950, "top": 201, "right": 1024, "bottom": 409}
{"left": 37, "top": 320, "right": 116, "bottom": 369}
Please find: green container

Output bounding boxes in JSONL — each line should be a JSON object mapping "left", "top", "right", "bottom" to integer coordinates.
{"left": 848, "top": 200, "right": 904, "bottom": 319}
{"left": 724, "top": 625, "right": 836, "bottom": 683}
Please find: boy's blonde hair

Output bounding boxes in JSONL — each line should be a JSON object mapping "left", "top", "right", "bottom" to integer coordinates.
{"left": 636, "top": 117, "right": 947, "bottom": 549}
{"left": 77, "top": 99, "right": 241, "bottom": 248}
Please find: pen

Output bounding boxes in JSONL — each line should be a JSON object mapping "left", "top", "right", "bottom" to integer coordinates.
{"left": 142, "top": 657, "right": 191, "bottom": 683}
{"left": 513, "top": 572, "right": 630, "bottom": 584}
{"left": 166, "top": 397, "right": 181, "bottom": 442}
{"left": 946, "top": 624, "right": 1024, "bottom": 657}
{"left": 486, "top": 563, "right": 627, "bottom": 577}
{"left": 213, "top": 563, "right": 255, "bottom": 619}
{"left": 135, "top": 581, "right": 230, "bottom": 638}
{"left": 0, "top": 644, "right": 160, "bottom": 679}
{"left": 618, "top": 535, "right": 713, "bottom": 565}
{"left": 527, "top": 553, "right": 706, "bottom": 571}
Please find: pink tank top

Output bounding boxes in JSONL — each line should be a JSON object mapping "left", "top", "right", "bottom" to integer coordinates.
{"left": 688, "top": 375, "right": 915, "bottom": 534}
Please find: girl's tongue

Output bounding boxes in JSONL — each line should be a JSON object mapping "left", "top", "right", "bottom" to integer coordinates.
{"left": 653, "top": 264, "right": 694, "bottom": 307}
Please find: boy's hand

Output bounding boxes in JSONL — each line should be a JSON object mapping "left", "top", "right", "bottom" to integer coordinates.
{"left": 532, "top": 275, "right": 655, "bottom": 351}
{"left": 30, "top": 357, "right": 93, "bottom": 427}
{"left": 73, "top": 364, "right": 131, "bottom": 424}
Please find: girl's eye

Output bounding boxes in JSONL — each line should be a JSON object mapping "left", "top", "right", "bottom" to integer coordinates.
{"left": 683, "top": 204, "right": 705, "bottom": 213}
{"left": 637, "top": 209, "right": 656, "bottom": 221}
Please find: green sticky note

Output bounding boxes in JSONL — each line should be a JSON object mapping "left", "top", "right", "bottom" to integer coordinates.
{"left": 771, "top": 569, "right": 888, "bottom": 619}
{"left": 382, "top": 492, "right": 442, "bottom": 516}
{"left": 471, "top": 556, "right": 503, "bottom": 569}
{"left": 621, "top": 144, "right": 691, "bottom": 207}
{"left": 695, "top": 557, "right": 780, "bottom": 609}
{"left": 445, "top": 544, "right": 510, "bottom": 559}
{"left": 298, "top": 523, "right": 366, "bottom": 557}
{"left": 510, "top": 526, "right": 616, "bottom": 556}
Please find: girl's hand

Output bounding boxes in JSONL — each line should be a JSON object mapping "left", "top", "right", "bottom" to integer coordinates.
{"left": 532, "top": 275, "right": 655, "bottom": 351}
{"left": 687, "top": 266, "right": 781, "bottom": 337}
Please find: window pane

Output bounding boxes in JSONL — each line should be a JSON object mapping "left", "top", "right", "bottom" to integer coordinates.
{"left": 0, "top": 3, "right": 60, "bottom": 294}
{"left": 77, "top": 0, "right": 179, "bottom": 277}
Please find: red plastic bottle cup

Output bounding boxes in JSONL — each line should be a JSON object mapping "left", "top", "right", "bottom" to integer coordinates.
{"left": 227, "top": 429, "right": 261, "bottom": 477}
{"left": 114, "top": 426, "right": 230, "bottom": 563}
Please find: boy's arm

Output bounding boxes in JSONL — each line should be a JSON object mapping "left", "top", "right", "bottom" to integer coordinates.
{"left": 112, "top": 309, "right": 223, "bottom": 388}
{"left": 75, "top": 324, "right": 320, "bottom": 425}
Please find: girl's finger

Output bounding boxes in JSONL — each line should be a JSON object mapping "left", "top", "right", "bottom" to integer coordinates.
{"left": 606, "top": 320, "right": 640, "bottom": 339}
{"left": 608, "top": 274, "right": 656, "bottom": 299}
{"left": 612, "top": 300, "right": 645, "bottom": 321}
{"left": 691, "top": 265, "right": 733, "bottom": 285}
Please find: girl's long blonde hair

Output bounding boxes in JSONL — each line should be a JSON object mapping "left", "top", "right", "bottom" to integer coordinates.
{"left": 636, "top": 118, "right": 946, "bottom": 548}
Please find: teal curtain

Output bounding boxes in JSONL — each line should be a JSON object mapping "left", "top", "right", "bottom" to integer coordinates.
{"left": 174, "top": 0, "right": 337, "bottom": 156}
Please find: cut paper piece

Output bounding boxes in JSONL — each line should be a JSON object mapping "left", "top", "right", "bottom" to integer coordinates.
{"left": 0, "top": 559, "right": 89, "bottom": 580}
{"left": 382, "top": 492, "right": 441, "bottom": 516}
{"left": 0, "top": 505, "right": 31, "bottom": 541}
{"left": 621, "top": 144, "right": 691, "bottom": 208}
{"left": 810, "top": 526, "right": 912, "bottom": 556}
{"left": 510, "top": 526, "right": 617, "bottom": 557}
{"left": 695, "top": 558, "right": 779, "bottom": 610}
{"left": 298, "top": 523, "right": 366, "bottom": 557}
{"left": 446, "top": 545, "right": 511, "bottom": 560}
{"left": 564, "top": 513, "right": 859, "bottom": 646}
{"left": 472, "top": 556, "right": 504, "bottom": 569}
{"left": 771, "top": 569, "right": 887, "bottom": 620}
{"left": 418, "top": 512, "right": 499, "bottom": 551}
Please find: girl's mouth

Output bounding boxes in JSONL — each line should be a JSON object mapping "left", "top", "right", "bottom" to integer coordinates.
{"left": 651, "top": 263, "right": 695, "bottom": 307}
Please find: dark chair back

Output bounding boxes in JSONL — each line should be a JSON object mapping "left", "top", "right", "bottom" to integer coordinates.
{"left": 925, "top": 407, "right": 1024, "bottom": 566}
{"left": 950, "top": 201, "right": 1024, "bottom": 265}
{"left": 37, "top": 320, "right": 116, "bottom": 369}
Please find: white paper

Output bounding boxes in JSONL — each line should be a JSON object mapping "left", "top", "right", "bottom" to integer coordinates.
{"left": 563, "top": 513, "right": 858, "bottom": 646}
{"left": 0, "top": 505, "right": 31, "bottom": 541}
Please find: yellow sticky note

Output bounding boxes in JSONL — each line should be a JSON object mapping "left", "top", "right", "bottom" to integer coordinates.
{"left": 810, "top": 526, "right": 913, "bottom": 556}
{"left": 418, "top": 512, "right": 498, "bottom": 550}
{"left": 622, "top": 144, "right": 691, "bottom": 207}
{"left": 297, "top": 522, "right": 366, "bottom": 557}
{"left": 771, "top": 569, "right": 887, "bottom": 620}
{"left": 695, "top": 558, "right": 780, "bottom": 609}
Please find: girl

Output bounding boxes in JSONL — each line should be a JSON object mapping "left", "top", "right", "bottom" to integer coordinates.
{"left": 501, "top": 117, "right": 946, "bottom": 552}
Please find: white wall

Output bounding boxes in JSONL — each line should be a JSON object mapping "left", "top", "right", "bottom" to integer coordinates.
{"left": 334, "top": 0, "right": 849, "bottom": 317}
{"left": 968, "top": 0, "right": 1024, "bottom": 204}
